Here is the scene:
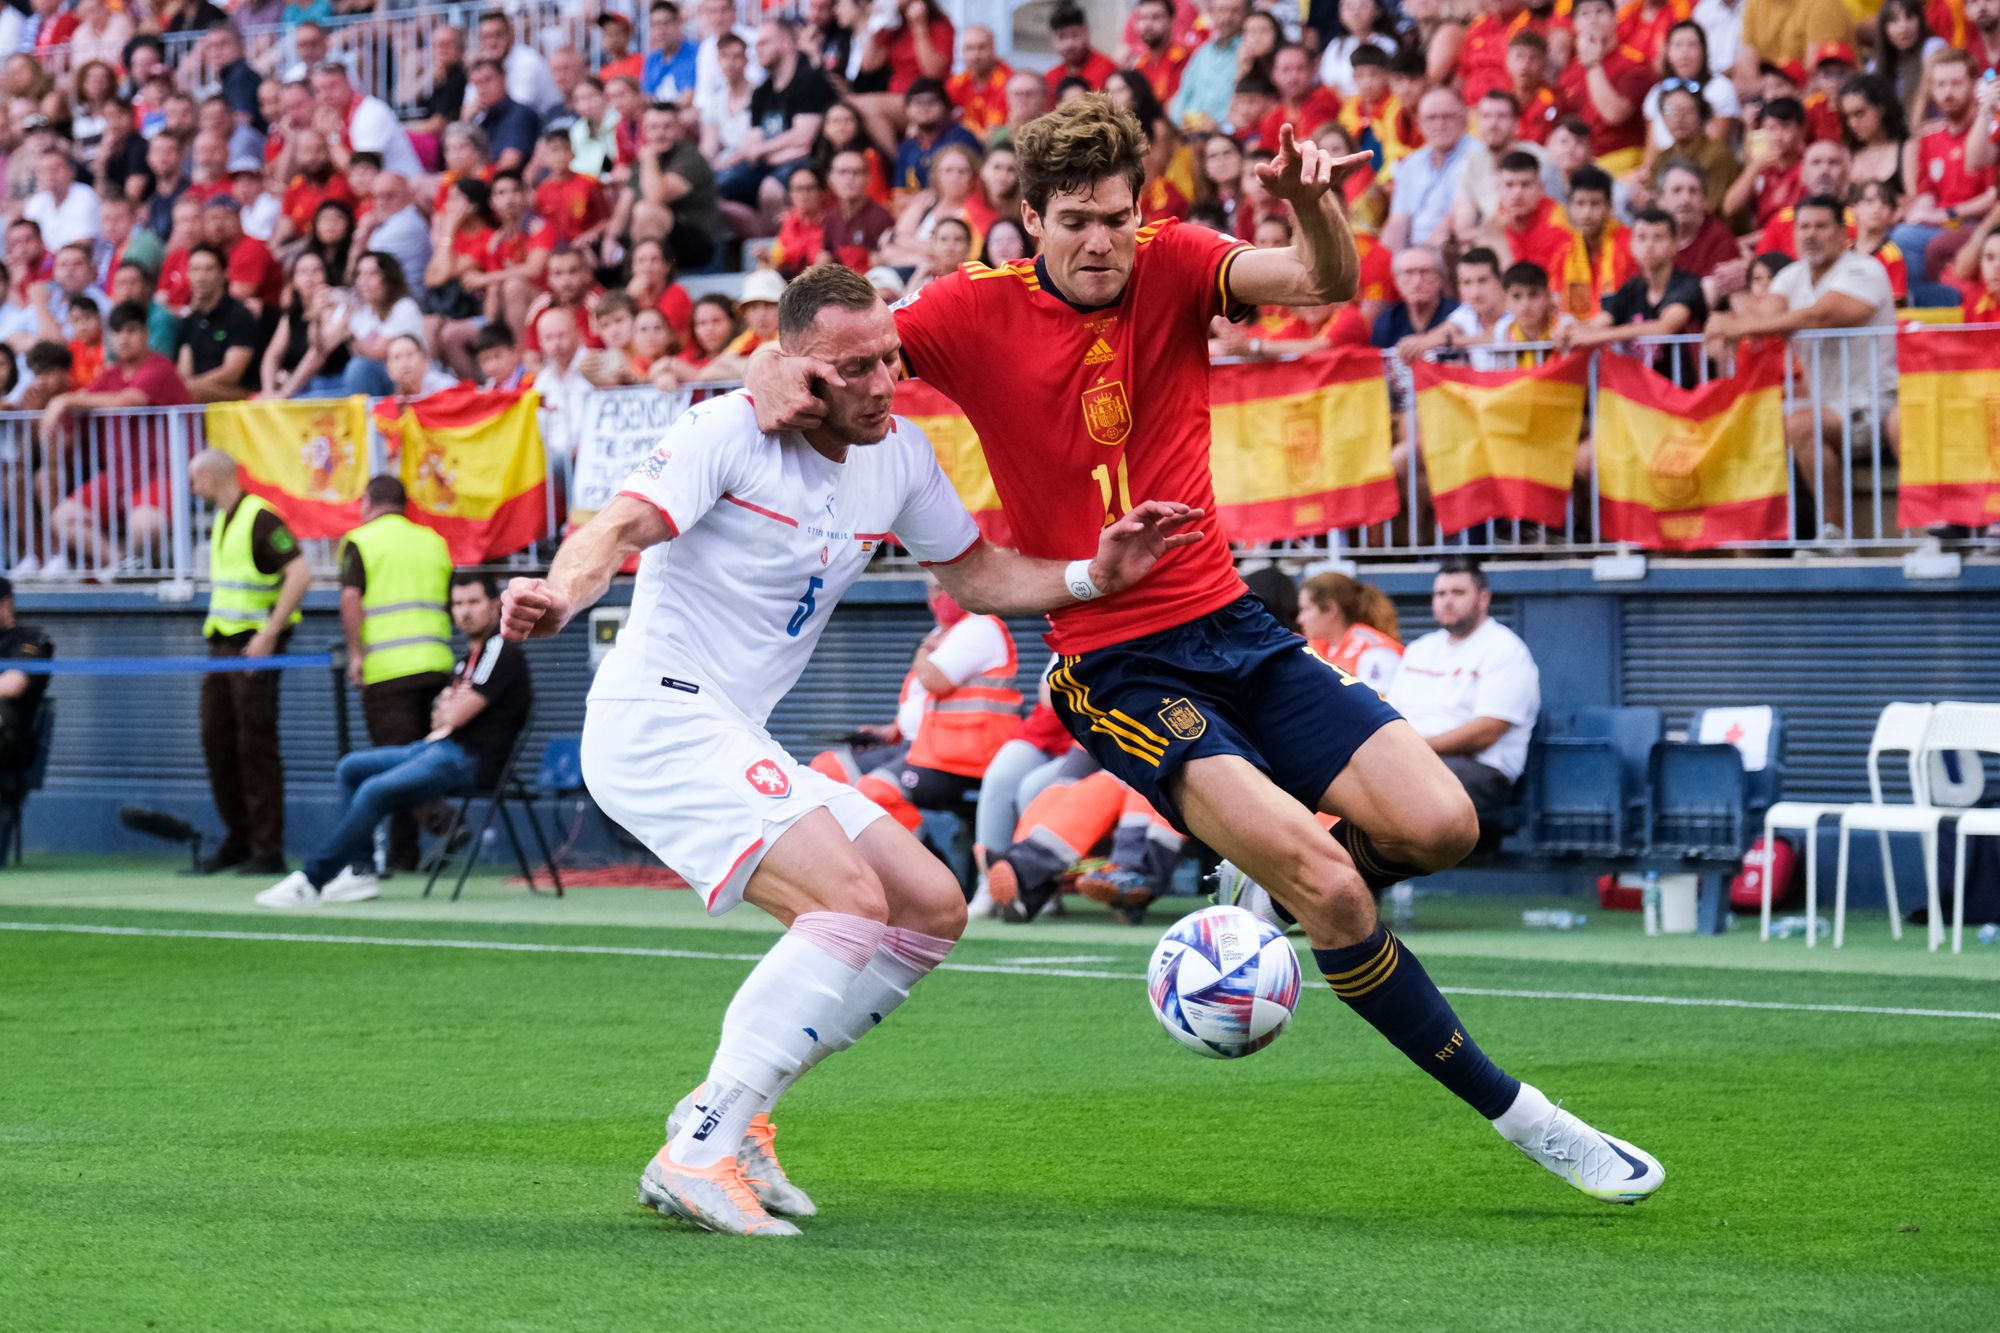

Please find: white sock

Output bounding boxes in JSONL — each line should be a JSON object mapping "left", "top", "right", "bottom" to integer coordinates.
{"left": 1490, "top": 1082, "right": 1555, "bottom": 1145}
{"left": 667, "top": 912, "right": 884, "bottom": 1168}
{"left": 759, "top": 925, "right": 957, "bottom": 1116}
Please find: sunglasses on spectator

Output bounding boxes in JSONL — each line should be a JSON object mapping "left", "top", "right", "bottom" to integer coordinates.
{"left": 1658, "top": 77, "right": 1703, "bottom": 96}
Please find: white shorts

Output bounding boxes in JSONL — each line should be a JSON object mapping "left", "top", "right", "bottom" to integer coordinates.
{"left": 581, "top": 694, "right": 887, "bottom": 915}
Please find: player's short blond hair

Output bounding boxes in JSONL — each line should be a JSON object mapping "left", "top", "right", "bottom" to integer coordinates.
{"left": 1015, "top": 94, "right": 1147, "bottom": 216}
{"left": 778, "top": 263, "right": 880, "bottom": 342}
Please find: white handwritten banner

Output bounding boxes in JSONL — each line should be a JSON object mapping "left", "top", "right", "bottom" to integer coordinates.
{"left": 567, "top": 387, "right": 693, "bottom": 528}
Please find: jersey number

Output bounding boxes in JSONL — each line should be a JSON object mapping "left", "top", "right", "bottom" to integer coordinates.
{"left": 786, "top": 576, "right": 825, "bottom": 637}
{"left": 1093, "top": 457, "right": 1131, "bottom": 529}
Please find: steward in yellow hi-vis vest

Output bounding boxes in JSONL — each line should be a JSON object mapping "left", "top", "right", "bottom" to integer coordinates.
{"left": 338, "top": 476, "right": 455, "bottom": 871}
{"left": 190, "top": 449, "right": 311, "bottom": 876}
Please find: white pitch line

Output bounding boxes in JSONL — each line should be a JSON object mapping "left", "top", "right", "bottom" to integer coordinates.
{"left": 5, "top": 920, "right": 1999, "bottom": 1023}
{"left": 993, "top": 954, "right": 1118, "bottom": 966}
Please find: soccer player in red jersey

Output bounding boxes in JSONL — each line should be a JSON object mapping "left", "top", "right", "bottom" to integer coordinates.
{"left": 748, "top": 96, "right": 1664, "bottom": 1204}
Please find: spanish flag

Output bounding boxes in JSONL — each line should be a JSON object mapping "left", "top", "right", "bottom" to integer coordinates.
{"left": 1209, "top": 347, "right": 1398, "bottom": 539}
{"left": 1896, "top": 330, "right": 2000, "bottom": 529}
{"left": 204, "top": 396, "right": 372, "bottom": 539}
{"left": 1594, "top": 351, "right": 1788, "bottom": 550}
{"left": 894, "top": 379, "right": 1011, "bottom": 545}
{"left": 376, "top": 386, "right": 547, "bottom": 562}
{"left": 1414, "top": 354, "right": 1588, "bottom": 533}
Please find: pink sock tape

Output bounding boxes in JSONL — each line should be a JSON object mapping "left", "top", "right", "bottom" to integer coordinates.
{"left": 791, "top": 911, "right": 888, "bottom": 971}
{"left": 883, "top": 926, "right": 955, "bottom": 972}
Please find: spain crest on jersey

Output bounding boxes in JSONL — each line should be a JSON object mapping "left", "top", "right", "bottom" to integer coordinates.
{"left": 1158, "top": 697, "right": 1206, "bottom": 740}
{"left": 1082, "top": 380, "right": 1132, "bottom": 447}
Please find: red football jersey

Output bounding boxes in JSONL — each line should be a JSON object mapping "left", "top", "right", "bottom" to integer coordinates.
{"left": 895, "top": 219, "right": 1253, "bottom": 653}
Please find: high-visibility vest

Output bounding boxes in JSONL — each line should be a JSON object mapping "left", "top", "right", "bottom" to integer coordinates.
{"left": 342, "top": 511, "right": 454, "bottom": 686}
{"left": 203, "top": 493, "right": 302, "bottom": 638}
{"left": 907, "top": 616, "right": 1022, "bottom": 779}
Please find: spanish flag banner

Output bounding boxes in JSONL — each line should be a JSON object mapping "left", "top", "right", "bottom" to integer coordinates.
{"left": 1594, "top": 351, "right": 1788, "bottom": 550}
{"left": 1896, "top": 330, "right": 2000, "bottom": 528}
{"left": 1414, "top": 354, "right": 1588, "bottom": 533}
{"left": 1209, "top": 347, "right": 1398, "bottom": 539}
{"left": 376, "top": 386, "right": 547, "bottom": 562}
{"left": 203, "top": 396, "right": 372, "bottom": 539}
{"left": 894, "top": 379, "right": 1011, "bottom": 545}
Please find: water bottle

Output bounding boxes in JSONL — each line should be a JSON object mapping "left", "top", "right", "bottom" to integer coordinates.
{"left": 1772, "top": 914, "right": 1832, "bottom": 941}
{"left": 1389, "top": 881, "right": 1415, "bottom": 928}
{"left": 1522, "top": 909, "right": 1586, "bottom": 930}
{"left": 1641, "top": 871, "right": 1662, "bottom": 937}
{"left": 1979, "top": 923, "right": 1999, "bottom": 946}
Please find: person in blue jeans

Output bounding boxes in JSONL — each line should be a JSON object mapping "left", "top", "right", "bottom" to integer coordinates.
{"left": 256, "top": 573, "right": 534, "bottom": 908}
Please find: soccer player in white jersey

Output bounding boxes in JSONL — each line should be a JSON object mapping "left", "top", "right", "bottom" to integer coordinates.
{"left": 500, "top": 264, "right": 1202, "bottom": 1238}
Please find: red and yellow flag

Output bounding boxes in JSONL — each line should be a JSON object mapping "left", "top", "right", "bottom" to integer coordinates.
{"left": 1896, "top": 330, "right": 2000, "bottom": 528}
{"left": 375, "top": 386, "right": 547, "bottom": 562}
{"left": 894, "top": 379, "right": 1011, "bottom": 546}
{"left": 1414, "top": 354, "right": 1588, "bottom": 533}
{"left": 1208, "top": 347, "right": 1397, "bottom": 539}
{"left": 1594, "top": 352, "right": 1788, "bottom": 550}
{"left": 204, "top": 396, "right": 371, "bottom": 539}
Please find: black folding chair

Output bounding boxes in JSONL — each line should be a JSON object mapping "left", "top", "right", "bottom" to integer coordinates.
{"left": 422, "top": 718, "right": 564, "bottom": 901}
{"left": 0, "top": 700, "right": 55, "bottom": 866}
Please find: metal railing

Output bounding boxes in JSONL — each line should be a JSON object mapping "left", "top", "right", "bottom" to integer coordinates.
{"left": 0, "top": 325, "right": 1979, "bottom": 592}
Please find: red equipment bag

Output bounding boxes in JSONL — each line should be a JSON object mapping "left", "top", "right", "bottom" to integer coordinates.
{"left": 1729, "top": 836, "right": 1798, "bottom": 914}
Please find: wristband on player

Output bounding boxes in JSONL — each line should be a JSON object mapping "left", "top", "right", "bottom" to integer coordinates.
{"left": 1064, "top": 559, "right": 1102, "bottom": 601}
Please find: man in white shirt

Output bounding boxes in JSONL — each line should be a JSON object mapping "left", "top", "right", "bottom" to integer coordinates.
{"left": 499, "top": 264, "right": 1199, "bottom": 1239}
{"left": 530, "top": 307, "right": 591, "bottom": 464}
{"left": 1691, "top": 0, "right": 1744, "bottom": 81}
{"left": 1382, "top": 87, "right": 1475, "bottom": 252}
{"left": 310, "top": 63, "right": 422, "bottom": 179}
{"left": 23, "top": 153, "right": 101, "bottom": 252}
{"left": 1705, "top": 193, "right": 1895, "bottom": 542}
{"left": 1387, "top": 558, "right": 1541, "bottom": 842}
{"left": 694, "top": 0, "right": 763, "bottom": 106}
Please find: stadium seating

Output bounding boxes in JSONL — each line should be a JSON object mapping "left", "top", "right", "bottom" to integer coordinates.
{"left": 1928, "top": 703, "right": 2000, "bottom": 954}
{"left": 1527, "top": 706, "right": 1662, "bottom": 857}
{"left": 1833, "top": 704, "right": 1954, "bottom": 951}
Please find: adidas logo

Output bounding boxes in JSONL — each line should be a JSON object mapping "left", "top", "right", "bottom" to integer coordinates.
{"left": 1084, "top": 338, "right": 1116, "bottom": 366}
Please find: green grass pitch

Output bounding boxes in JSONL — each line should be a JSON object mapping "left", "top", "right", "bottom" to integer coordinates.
{"left": 2, "top": 862, "right": 1997, "bottom": 1332}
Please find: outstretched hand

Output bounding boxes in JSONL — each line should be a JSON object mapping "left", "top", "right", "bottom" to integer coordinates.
{"left": 1255, "top": 124, "right": 1372, "bottom": 209}
{"left": 745, "top": 346, "right": 849, "bottom": 434}
{"left": 501, "top": 577, "right": 574, "bottom": 641}
{"left": 1089, "top": 501, "right": 1206, "bottom": 597}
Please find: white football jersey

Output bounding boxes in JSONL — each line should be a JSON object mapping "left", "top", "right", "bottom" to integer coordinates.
{"left": 589, "top": 391, "right": 981, "bottom": 726}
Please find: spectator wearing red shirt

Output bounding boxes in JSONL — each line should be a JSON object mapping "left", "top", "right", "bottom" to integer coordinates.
{"left": 532, "top": 132, "right": 612, "bottom": 263}
{"left": 859, "top": 1, "right": 954, "bottom": 96}
{"left": 1659, "top": 160, "right": 1746, "bottom": 295}
{"left": 1852, "top": 180, "right": 1911, "bottom": 304}
{"left": 41, "top": 301, "right": 193, "bottom": 569}
{"left": 274, "top": 129, "right": 356, "bottom": 252}
{"left": 1616, "top": 0, "right": 1690, "bottom": 66}
{"left": 1044, "top": 3, "right": 1118, "bottom": 96}
{"left": 1480, "top": 151, "right": 1579, "bottom": 280}
{"left": 521, "top": 247, "right": 605, "bottom": 376}
{"left": 1559, "top": 0, "right": 1656, "bottom": 173}
{"left": 1129, "top": 0, "right": 1192, "bottom": 106}
{"left": 1958, "top": 229, "right": 2000, "bottom": 320}
{"left": 479, "top": 170, "right": 555, "bottom": 336}
{"left": 1757, "top": 140, "right": 1855, "bottom": 258}
{"left": 597, "top": 11, "right": 644, "bottom": 86}
{"left": 947, "top": 25, "right": 1012, "bottom": 139}
{"left": 1555, "top": 165, "right": 1636, "bottom": 317}
{"left": 1724, "top": 96, "right": 1807, "bottom": 234}
{"left": 1896, "top": 50, "right": 1997, "bottom": 280}
{"left": 202, "top": 197, "right": 283, "bottom": 315}
{"left": 154, "top": 196, "right": 207, "bottom": 314}
{"left": 1458, "top": 0, "right": 1531, "bottom": 106}
{"left": 623, "top": 236, "right": 693, "bottom": 346}
{"left": 1257, "top": 45, "right": 1342, "bottom": 150}
{"left": 1506, "top": 31, "right": 1567, "bottom": 144}
{"left": 1802, "top": 42, "right": 1854, "bottom": 144}
{"left": 769, "top": 165, "right": 829, "bottom": 278}
{"left": 819, "top": 148, "right": 896, "bottom": 270}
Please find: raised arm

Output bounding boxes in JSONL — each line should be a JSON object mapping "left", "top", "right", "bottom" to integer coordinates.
{"left": 500, "top": 493, "right": 673, "bottom": 639}
{"left": 1225, "top": 126, "right": 1371, "bottom": 307}
{"left": 929, "top": 500, "right": 1205, "bottom": 616}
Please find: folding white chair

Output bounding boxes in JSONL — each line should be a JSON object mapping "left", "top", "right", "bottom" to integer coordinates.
{"left": 1762, "top": 702, "right": 1933, "bottom": 945}
{"left": 1932, "top": 702, "right": 2000, "bottom": 954}
{"left": 1834, "top": 704, "right": 1960, "bottom": 950}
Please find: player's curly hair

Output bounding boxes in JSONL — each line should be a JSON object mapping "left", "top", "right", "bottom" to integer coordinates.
{"left": 1015, "top": 94, "right": 1147, "bottom": 216}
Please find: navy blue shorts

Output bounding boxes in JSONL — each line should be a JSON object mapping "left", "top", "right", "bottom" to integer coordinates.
{"left": 1046, "top": 596, "right": 1402, "bottom": 833}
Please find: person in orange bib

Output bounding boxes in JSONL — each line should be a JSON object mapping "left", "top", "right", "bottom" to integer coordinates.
{"left": 984, "top": 770, "right": 1184, "bottom": 924}
{"left": 1296, "top": 570, "right": 1405, "bottom": 695}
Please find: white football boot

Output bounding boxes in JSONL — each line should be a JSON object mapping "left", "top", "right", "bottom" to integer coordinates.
{"left": 637, "top": 1151, "right": 800, "bottom": 1237}
{"left": 668, "top": 1093, "right": 817, "bottom": 1217}
{"left": 1497, "top": 1085, "right": 1665, "bottom": 1204}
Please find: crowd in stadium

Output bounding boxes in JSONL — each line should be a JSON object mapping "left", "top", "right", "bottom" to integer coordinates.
{"left": 1, "top": 0, "right": 1996, "bottom": 568}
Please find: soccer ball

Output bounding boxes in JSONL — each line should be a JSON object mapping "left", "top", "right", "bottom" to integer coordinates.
{"left": 1146, "top": 905, "right": 1302, "bottom": 1059}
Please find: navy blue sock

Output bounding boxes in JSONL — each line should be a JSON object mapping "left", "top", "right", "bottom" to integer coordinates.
{"left": 1314, "top": 925, "right": 1520, "bottom": 1120}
